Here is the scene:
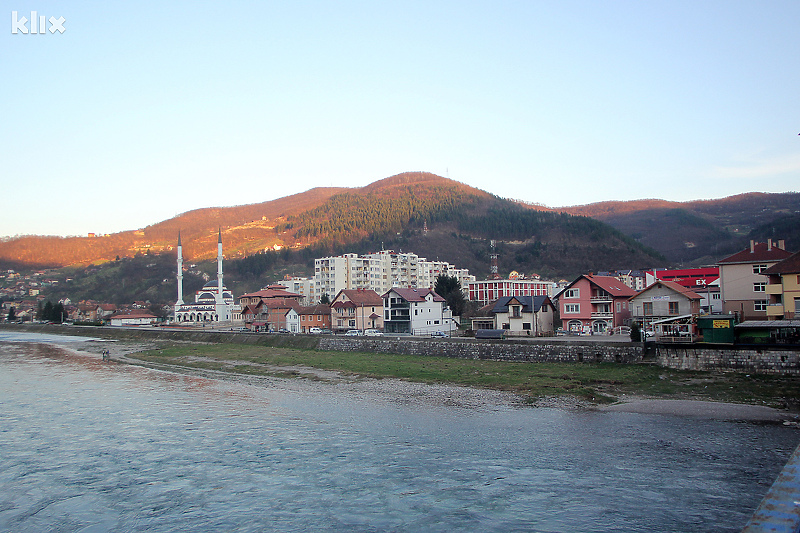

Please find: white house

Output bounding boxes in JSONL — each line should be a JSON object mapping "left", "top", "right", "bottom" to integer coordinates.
{"left": 490, "top": 295, "right": 555, "bottom": 336}
{"left": 109, "top": 311, "right": 159, "bottom": 326}
{"left": 382, "top": 287, "right": 454, "bottom": 336}
{"left": 285, "top": 308, "right": 300, "bottom": 333}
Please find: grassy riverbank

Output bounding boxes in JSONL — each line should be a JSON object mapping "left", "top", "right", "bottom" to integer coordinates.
{"left": 131, "top": 343, "right": 800, "bottom": 408}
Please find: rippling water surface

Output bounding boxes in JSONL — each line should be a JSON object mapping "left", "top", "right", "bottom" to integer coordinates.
{"left": 0, "top": 335, "right": 797, "bottom": 532}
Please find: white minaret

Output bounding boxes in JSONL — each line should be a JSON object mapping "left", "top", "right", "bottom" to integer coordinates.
{"left": 176, "top": 232, "right": 184, "bottom": 306}
{"left": 216, "top": 228, "right": 224, "bottom": 305}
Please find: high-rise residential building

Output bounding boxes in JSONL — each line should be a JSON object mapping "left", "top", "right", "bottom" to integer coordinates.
{"left": 313, "top": 250, "right": 474, "bottom": 302}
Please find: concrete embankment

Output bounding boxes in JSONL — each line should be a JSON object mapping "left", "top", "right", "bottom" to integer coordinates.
{"left": 742, "top": 442, "right": 800, "bottom": 533}
{"left": 1, "top": 324, "right": 644, "bottom": 363}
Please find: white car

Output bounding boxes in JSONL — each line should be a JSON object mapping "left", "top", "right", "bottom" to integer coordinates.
{"left": 308, "top": 327, "right": 322, "bottom": 334}
{"left": 364, "top": 329, "right": 383, "bottom": 337}
{"left": 344, "top": 329, "right": 362, "bottom": 336}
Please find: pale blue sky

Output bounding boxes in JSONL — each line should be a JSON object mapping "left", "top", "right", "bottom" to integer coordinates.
{"left": 2, "top": 1, "right": 799, "bottom": 237}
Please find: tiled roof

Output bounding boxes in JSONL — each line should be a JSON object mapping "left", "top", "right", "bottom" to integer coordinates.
{"left": 239, "top": 288, "right": 302, "bottom": 300}
{"left": 337, "top": 289, "right": 383, "bottom": 306}
{"left": 584, "top": 275, "right": 637, "bottom": 297}
{"left": 717, "top": 242, "right": 792, "bottom": 264}
{"left": 634, "top": 280, "right": 703, "bottom": 300}
{"left": 763, "top": 250, "right": 800, "bottom": 275}
{"left": 260, "top": 298, "right": 301, "bottom": 311}
{"left": 492, "top": 295, "right": 552, "bottom": 313}
{"left": 299, "top": 304, "right": 331, "bottom": 316}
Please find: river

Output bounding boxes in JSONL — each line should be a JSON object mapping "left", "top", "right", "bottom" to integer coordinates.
{"left": 0, "top": 333, "right": 797, "bottom": 532}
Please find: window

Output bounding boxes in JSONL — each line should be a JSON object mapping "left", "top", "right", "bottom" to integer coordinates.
{"left": 753, "top": 264, "right": 768, "bottom": 274}
{"left": 564, "top": 288, "right": 580, "bottom": 299}
{"left": 564, "top": 303, "right": 580, "bottom": 314}
{"left": 522, "top": 323, "right": 531, "bottom": 330}
{"left": 712, "top": 293, "right": 720, "bottom": 300}
{"left": 668, "top": 302, "right": 679, "bottom": 315}
{"left": 616, "top": 302, "right": 621, "bottom": 312}
{"left": 511, "top": 305, "right": 521, "bottom": 318}
{"left": 643, "top": 302, "right": 653, "bottom": 315}
{"left": 754, "top": 300, "right": 768, "bottom": 312}
{"left": 754, "top": 282, "right": 766, "bottom": 293}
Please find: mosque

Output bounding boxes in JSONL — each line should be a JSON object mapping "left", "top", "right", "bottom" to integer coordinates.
{"left": 173, "top": 230, "right": 235, "bottom": 323}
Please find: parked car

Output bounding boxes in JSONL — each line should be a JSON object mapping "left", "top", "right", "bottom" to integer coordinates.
{"left": 308, "top": 327, "right": 322, "bottom": 334}
{"left": 364, "top": 329, "right": 383, "bottom": 337}
{"left": 344, "top": 329, "right": 362, "bottom": 336}
{"left": 231, "top": 326, "right": 249, "bottom": 332}
{"left": 430, "top": 331, "right": 449, "bottom": 337}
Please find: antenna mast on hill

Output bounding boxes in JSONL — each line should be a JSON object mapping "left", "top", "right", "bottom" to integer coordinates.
{"left": 490, "top": 240, "right": 500, "bottom": 280}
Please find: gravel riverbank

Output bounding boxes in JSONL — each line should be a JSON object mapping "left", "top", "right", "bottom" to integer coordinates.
{"left": 4, "top": 330, "right": 798, "bottom": 424}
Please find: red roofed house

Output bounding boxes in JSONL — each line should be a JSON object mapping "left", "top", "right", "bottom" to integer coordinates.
{"left": 558, "top": 274, "right": 637, "bottom": 334}
{"left": 718, "top": 239, "right": 792, "bottom": 320}
{"left": 331, "top": 289, "right": 383, "bottom": 333}
{"left": 239, "top": 286, "right": 303, "bottom": 332}
{"left": 298, "top": 304, "right": 332, "bottom": 333}
{"left": 763, "top": 249, "right": 800, "bottom": 320}
{"left": 382, "top": 287, "right": 454, "bottom": 336}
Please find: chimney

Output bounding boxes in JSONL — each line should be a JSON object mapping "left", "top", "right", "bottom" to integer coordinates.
{"left": 778, "top": 239, "right": 786, "bottom": 250}
{"left": 750, "top": 240, "right": 755, "bottom": 253}
{"left": 767, "top": 238, "right": 773, "bottom": 251}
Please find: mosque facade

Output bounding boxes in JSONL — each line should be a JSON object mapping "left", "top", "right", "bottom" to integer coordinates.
{"left": 173, "top": 230, "right": 235, "bottom": 323}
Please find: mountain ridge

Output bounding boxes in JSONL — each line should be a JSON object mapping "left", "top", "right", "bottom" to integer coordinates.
{"left": 1, "top": 172, "right": 796, "bottom": 271}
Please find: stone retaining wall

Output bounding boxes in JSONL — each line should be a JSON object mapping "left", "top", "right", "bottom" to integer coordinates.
{"left": 317, "top": 337, "right": 644, "bottom": 363}
{"left": 656, "top": 344, "right": 800, "bottom": 375}
{"left": 2, "top": 324, "right": 643, "bottom": 364}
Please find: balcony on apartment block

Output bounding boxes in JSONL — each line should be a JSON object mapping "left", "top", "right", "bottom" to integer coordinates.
{"left": 766, "top": 304, "right": 785, "bottom": 317}
{"left": 765, "top": 284, "right": 783, "bottom": 295}
{"left": 590, "top": 294, "right": 612, "bottom": 303}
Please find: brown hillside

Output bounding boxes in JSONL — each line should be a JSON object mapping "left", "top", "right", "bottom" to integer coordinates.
{"left": 0, "top": 173, "right": 486, "bottom": 268}
{"left": 559, "top": 199, "right": 683, "bottom": 218}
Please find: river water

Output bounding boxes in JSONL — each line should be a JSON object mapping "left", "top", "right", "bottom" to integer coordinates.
{"left": 0, "top": 333, "right": 798, "bottom": 532}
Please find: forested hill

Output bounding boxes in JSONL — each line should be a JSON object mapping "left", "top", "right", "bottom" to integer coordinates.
{"left": 560, "top": 192, "right": 800, "bottom": 264}
{"left": 0, "top": 172, "right": 663, "bottom": 281}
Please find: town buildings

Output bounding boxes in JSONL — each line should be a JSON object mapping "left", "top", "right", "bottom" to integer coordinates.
{"left": 239, "top": 286, "right": 303, "bottom": 332}
{"left": 598, "top": 270, "right": 646, "bottom": 291}
{"left": 629, "top": 280, "right": 703, "bottom": 338}
{"left": 382, "top": 287, "right": 454, "bottom": 335}
{"left": 314, "top": 250, "right": 474, "bottom": 302}
{"left": 763, "top": 250, "right": 800, "bottom": 320}
{"left": 466, "top": 278, "right": 554, "bottom": 305}
{"left": 717, "top": 239, "right": 791, "bottom": 321}
{"left": 298, "top": 304, "right": 332, "bottom": 333}
{"left": 330, "top": 289, "right": 383, "bottom": 333}
{"left": 646, "top": 266, "right": 721, "bottom": 313}
{"left": 490, "top": 295, "right": 555, "bottom": 336}
{"left": 108, "top": 310, "right": 159, "bottom": 326}
{"left": 558, "top": 274, "right": 637, "bottom": 334}
{"left": 280, "top": 276, "right": 315, "bottom": 306}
